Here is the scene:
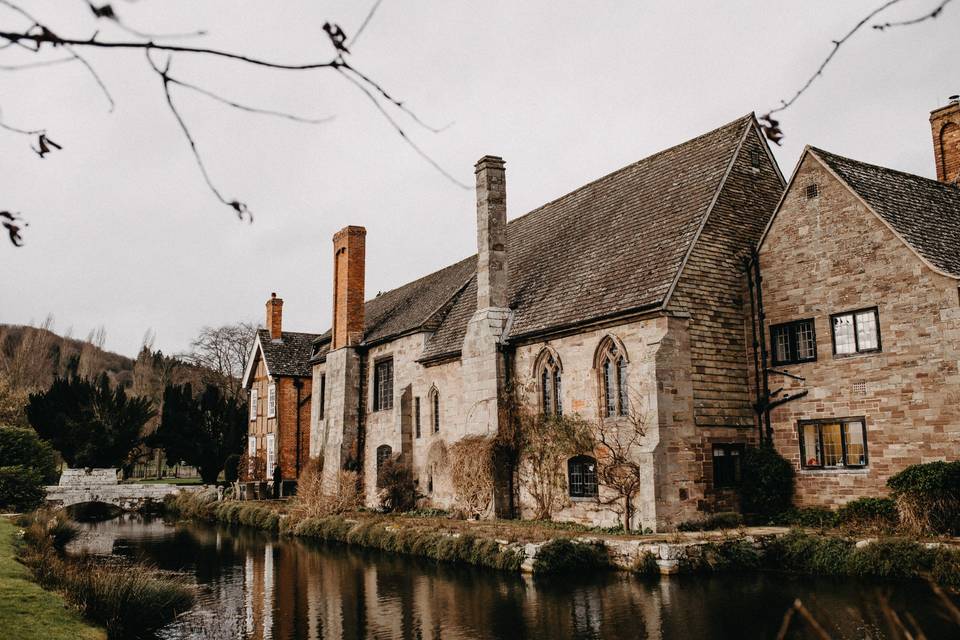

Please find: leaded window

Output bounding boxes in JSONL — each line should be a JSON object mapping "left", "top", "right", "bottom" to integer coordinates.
{"left": 597, "top": 337, "right": 629, "bottom": 418}
{"left": 799, "top": 418, "right": 868, "bottom": 469}
{"left": 568, "top": 455, "right": 598, "bottom": 498}
{"left": 770, "top": 318, "right": 817, "bottom": 365}
{"left": 712, "top": 444, "right": 743, "bottom": 488}
{"left": 536, "top": 349, "right": 563, "bottom": 416}
{"left": 831, "top": 308, "right": 880, "bottom": 355}
{"left": 430, "top": 387, "right": 440, "bottom": 433}
{"left": 373, "top": 358, "right": 394, "bottom": 411}
{"left": 415, "top": 396, "right": 421, "bottom": 438}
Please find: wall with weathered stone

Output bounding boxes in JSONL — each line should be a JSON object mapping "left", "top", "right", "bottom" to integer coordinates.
{"left": 757, "top": 151, "right": 960, "bottom": 507}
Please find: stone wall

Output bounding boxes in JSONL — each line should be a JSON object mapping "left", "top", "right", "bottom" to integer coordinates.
{"left": 756, "top": 151, "right": 960, "bottom": 507}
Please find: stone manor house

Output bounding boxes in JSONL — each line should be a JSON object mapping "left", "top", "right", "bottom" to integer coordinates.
{"left": 242, "top": 98, "right": 960, "bottom": 531}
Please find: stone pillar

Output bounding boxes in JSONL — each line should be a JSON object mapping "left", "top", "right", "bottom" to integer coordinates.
{"left": 930, "top": 95, "right": 960, "bottom": 183}
{"left": 319, "top": 346, "right": 362, "bottom": 492}
{"left": 475, "top": 156, "right": 508, "bottom": 309}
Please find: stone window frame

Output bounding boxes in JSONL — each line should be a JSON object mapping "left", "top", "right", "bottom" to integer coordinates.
{"left": 711, "top": 443, "right": 744, "bottom": 488}
{"left": 319, "top": 374, "right": 326, "bottom": 420}
{"left": 372, "top": 357, "right": 394, "bottom": 412}
{"left": 829, "top": 307, "right": 881, "bottom": 357}
{"left": 567, "top": 455, "right": 599, "bottom": 499}
{"left": 769, "top": 318, "right": 817, "bottom": 366}
{"left": 797, "top": 416, "right": 869, "bottom": 470}
{"left": 429, "top": 385, "right": 440, "bottom": 433}
{"left": 533, "top": 346, "right": 563, "bottom": 416}
{"left": 594, "top": 335, "right": 630, "bottom": 419}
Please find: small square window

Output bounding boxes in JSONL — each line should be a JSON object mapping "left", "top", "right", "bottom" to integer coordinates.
{"left": 831, "top": 308, "right": 881, "bottom": 356}
{"left": 806, "top": 183, "right": 820, "bottom": 199}
{"left": 770, "top": 318, "right": 817, "bottom": 366}
{"left": 712, "top": 444, "right": 743, "bottom": 488}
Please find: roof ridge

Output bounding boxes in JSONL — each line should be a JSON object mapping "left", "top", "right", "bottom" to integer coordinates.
{"left": 809, "top": 146, "right": 960, "bottom": 193}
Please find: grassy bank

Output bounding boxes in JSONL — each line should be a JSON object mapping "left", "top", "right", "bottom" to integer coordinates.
{"left": 0, "top": 518, "right": 105, "bottom": 640}
{"left": 166, "top": 491, "right": 960, "bottom": 584}
{"left": 16, "top": 512, "right": 194, "bottom": 639}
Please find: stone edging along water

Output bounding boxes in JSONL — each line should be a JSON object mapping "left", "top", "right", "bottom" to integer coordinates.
{"left": 163, "top": 492, "right": 960, "bottom": 582}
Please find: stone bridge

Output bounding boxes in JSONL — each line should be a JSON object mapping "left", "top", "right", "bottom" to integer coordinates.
{"left": 45, "top": 468, "right": 206, "bottom": 511}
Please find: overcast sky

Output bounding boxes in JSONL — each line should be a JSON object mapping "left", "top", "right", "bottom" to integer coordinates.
{"left": 2, "top": 0, "right": 958, "bottom": 358}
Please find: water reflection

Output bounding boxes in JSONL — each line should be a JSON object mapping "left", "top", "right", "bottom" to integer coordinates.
{"left": 74, "top": 515, "right": 956, "bottom": 640}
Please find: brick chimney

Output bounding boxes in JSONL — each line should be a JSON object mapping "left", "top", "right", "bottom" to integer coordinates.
{"left": 331, "top": 226, "right": 366, "bottom": 350}
{"left": 265, "top": 292, "right": 283, "bottom": 341}
{"left": 931, "top": 95, "right": 960, "bottom": 183}
{"left": 475, "top": 155, "right": 508, "bottom": 309}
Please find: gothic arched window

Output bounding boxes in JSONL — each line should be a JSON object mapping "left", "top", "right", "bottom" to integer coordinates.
{"left": 429, "top": 386, "right": 440, "bottom": 433}
{"left": 535, "top": 347, "right": 563, "bottom": 416}
{"left": 595, "top": 336, "right": 629, "bottom": 418}
{"left": 567, "top": 455, "right": 598, "bottom": 498}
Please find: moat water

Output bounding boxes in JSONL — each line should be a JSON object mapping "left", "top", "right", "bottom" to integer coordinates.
{"left": 71, "top": 515, "right": 957, "bottom": 640}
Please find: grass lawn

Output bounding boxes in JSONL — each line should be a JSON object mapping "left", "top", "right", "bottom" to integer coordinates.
{"left": 0, "top": 518, "right": 105, "bottom": 640}
{"left": 126, "top": 477, "right": 203, "bottom": 485}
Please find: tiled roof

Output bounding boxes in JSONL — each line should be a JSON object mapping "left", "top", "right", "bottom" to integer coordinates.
{"left": 811, "top": 147, "right": 960, "bottom": 277}
{"left": 419, "top": 113, "right": 756, "bottom": 360}
{"left": 257, "top": 330, "right": 321, "bottom": 377}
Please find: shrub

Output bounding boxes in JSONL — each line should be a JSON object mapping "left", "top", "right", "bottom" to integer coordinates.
{"left": 377, "top": 456, "right": 417, "bottom": 513}
{"left": 772, "top": 507, "right": 837, "bottom": 529}
{"left": 0, "top": 425, "right": 58, "bottom": 482}
{"left": 836, "top": 497, "right": 898, "bottom": 533}
{"left": 931, "top": 546, "right": 960, "bottom": 589}
{"left": 766, "top": 529, "right": 854, "bottom": 576}
{"left": 847, "top": 538, "right": 931, "bottom": 580}
{"left": 532, "top": 539, "right": 610, "bottom": 574}
{"left": 677, "top": 511, "right": 742, "bottom": 532}
{"left": 887, "top": 461, "right": 960, "bottom": 536}
{"left": 699, "top": 539, "right": 762, "bottom": 572}
{"left": 739, "top": 444, "right": 795, "bottom": 518}
{"left": 0, "top": 465, "right": 45, "bottom": 511}
{"left": 223, "top": 454, "right": 241, "bottom": 484}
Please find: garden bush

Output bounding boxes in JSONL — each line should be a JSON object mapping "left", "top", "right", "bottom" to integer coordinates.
{"left": 0, "top": 465, "right": 45, "bottom": 511}
{"left": 0, "top": 425, "right": 58, "bottom": 482}
{"left": 677, "top": 511, "right": 742, "bottom": 532}
{"left": 532, "top": 538, "right": 610, "bottom": 574}
{"left": 377, "top": 456, "right": 418, "bottom": 513}
{"left": 887, "top": 461, "right": 960, "bottom": 535}
{"left": 699, "top": 538, "right": 762, "bottom": 572}
{"left": 739, "top": 444, "right": 794, "bottom": 519}
{"left": 836, "top": 497, "right": 898, "bottom": 533}
{"left": 772, "top": 507, "right": 837, "bottom": 529}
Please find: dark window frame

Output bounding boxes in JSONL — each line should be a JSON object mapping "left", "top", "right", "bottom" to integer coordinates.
{"left": 805, "top": 183, "right": 820, "bottom": 199}
{"left": 375, "top": 444, "right": 393, "bottom": 486}
{"left": 319, "top": 374, "right": 326, "bottom": 420}
{"left": 797, "top": 417, "right": 869, "bottom": 470}
{"left": 770, "top": 318, "right": 818, "bottom": 366}
{"left": 537, "top": 351, "right": 563, "bottom": 417}
{"left": 711, "top": 443, "right": 744, "bottom": 488}
{"left": 567, "top": 455, "right": 599, "bottom": 499}
{"left": 430, "top": 387, "right": 440, "bottom": 433}
{"left": 372, "top": 357, "right": 394, "bottom": 412}
{"left": 830, "top": 307, "right": 881, "bottom": 357}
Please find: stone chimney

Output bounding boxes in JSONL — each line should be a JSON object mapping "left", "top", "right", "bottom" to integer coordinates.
{"left": 331, "top": 225, "right": 366, "bottom": 350}
{"left": 265, "top": 293, "right": 283, "bottom": 341}
{"left": 930, "top": 95, "right": 960, "bottom": 183}
{"left": 475, "top": 156, "right": 508, "bottom": 309}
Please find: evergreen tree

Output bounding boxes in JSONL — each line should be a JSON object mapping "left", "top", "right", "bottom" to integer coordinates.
{"left": 149, "top": 383, "right": 247, "bottom": 484}
{"left": 26, "top": 374, "right": 154, "bottom": 468}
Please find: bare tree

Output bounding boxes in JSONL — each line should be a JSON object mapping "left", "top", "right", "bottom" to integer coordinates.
{"left": 180, "top": 322, "right": 257, "bottom": 400}
{"left": 0, "top": 314, "right": 55, "bottom": 391}
{"left": 594, "top": 385, "right": 649, "bottom": 532}
{"left": 0, "top": 0, "right": 462, "bottom": 247}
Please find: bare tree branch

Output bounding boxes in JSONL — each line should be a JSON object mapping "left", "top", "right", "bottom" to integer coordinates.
{"left": 164, "top": 74, "right": 335, "bottom": 124}
{"left": 146, "top": 52, "right": 251, "bottom": 221}
{"left": 0, "top": 54, "right": 75, "bottom": 69}
{"left": 760, "top": 0, "right": 953, "bottom": 143}
{"left": 342, "top": 62, "right": 454, "bottom": 134}
{"left": 350, "top": 0, "right": 383, "bottom": 48}
{"left": 874, "top": 0, "right": 954, "bottom": 30}
{"left": 81, "top": 0, "right": 207, "bottom": 40}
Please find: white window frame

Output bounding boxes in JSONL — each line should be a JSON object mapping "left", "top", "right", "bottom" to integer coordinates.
{"left": 831, "top": 307, "right": 881, "bottom": 356}
{"left": 249, "top": 388, "right": 258, "bottom": 421}
{"left": 267, "top": 383, "right": 277, "bottom": 419}
{"left": 266, "top": 433, "right": 276, "bottom": 471}
{"left": 248, "top": 436, "right": 256, "bottom": 457}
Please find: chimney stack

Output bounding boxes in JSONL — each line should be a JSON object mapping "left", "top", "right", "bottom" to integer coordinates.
{"left": 266, "top": 293, "right": 283, "bottom": 341}
{"left": 474, "top": 155, "right": 508, "bottom": 309}
{"left": 331, "top": 225, "right": 366, "bottom": 350}
{"left": 930, "top": 95, "right": 960, "bottom": 183}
